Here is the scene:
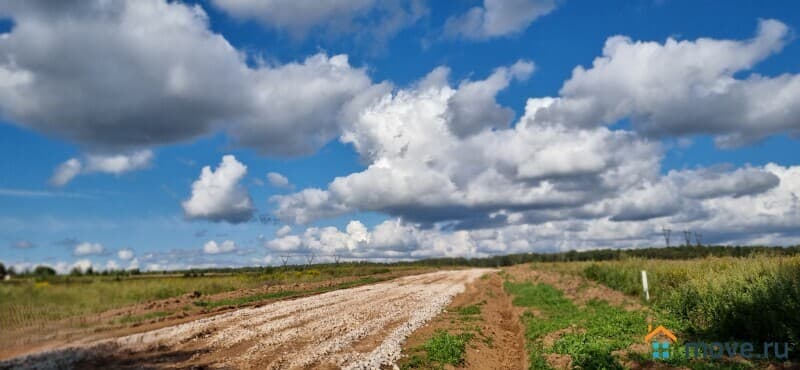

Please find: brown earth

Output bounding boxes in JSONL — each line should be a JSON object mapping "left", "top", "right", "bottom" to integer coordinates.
{"left": 0, "top": 269, "right": 490, "bottom": 370}
{"left": 0, "top": 268, "right": 430, "bottom": 361}
{"left": 398, "top": 272, "right": 527, "bottom": 370}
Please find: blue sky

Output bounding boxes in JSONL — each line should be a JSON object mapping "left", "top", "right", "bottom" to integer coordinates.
{"left": 1, "top": 0, "right": 800, "bottom": 272}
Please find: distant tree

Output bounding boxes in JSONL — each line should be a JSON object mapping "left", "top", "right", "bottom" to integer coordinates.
{"left": 33, "top": 265, "right": 56, "bottom": 277}
{"left": 0, "top": 262, "right": 6, "bottom": 278}
{"left": 69, "top": 267, "right": 83, "bottom": 276}
{"left": 85, "top": 267, "right": 94, "bottom": 275}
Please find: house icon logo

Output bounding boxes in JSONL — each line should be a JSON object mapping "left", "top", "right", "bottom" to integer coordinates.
{"left": 645, "top": 325, "right": 677, "bottom": 360}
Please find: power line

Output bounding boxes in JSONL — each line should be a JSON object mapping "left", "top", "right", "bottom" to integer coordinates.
{"left": 662, "top": 227, "right": 672, "bottom": 248}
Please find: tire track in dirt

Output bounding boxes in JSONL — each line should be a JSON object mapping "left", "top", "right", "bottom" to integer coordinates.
{"left": 1, "top": 269, "right": 491, "bottom": 370}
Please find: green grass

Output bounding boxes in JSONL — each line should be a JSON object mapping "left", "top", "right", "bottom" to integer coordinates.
{"left": 401, "top": 300, "right": 486, "bottom": 369}
{"left": 573, "top": 256, "right": 800, "bottom": 346}
{"left": 114, "top": 311, "right": 171, "bottom": 325}
{"left": 402, "top": 330, "right": 474, "bottom": 369}
{"left": 194, "top": 290, "right": 300, "bottom": 308}
{"left": 425, "top": 331, "right": 473, "bottom": 365}
{"left": 456, "top": 303, "right": 482, "bottom": 316}
{"left": 0, "top": 275, "right": 258, "bottom": 330}
{"left": 528, "top": 256, "right": 800, "bottom": 366}
{"left": 504, "top": 281, "right": 647, "bottom": 369}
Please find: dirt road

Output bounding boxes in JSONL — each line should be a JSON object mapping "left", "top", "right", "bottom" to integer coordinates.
{"left": 1, "top": 269, "right": 491, "bottom": 370}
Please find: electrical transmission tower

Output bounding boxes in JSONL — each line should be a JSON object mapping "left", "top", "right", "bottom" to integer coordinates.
{"left": 683, "top": 230, "right": 692, "bottom": 246}
{"left": 305, "top": 253, "right": 315, "bottom": 267}
{"left": 662, "top": 227, "right": 672, "bottom": 248}
{"left": 694, "top": 232, "right": 703, "bottom": 247}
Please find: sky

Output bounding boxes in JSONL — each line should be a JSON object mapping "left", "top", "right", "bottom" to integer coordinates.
{"left": 1, "top": 0, "right": 800, "bottom": 273}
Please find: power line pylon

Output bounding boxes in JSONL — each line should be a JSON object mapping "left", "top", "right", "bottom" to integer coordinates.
{"left": 662, "top": 227, "right": 672, "bottom": 248}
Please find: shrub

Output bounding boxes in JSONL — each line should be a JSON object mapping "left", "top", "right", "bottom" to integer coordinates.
{"left": 33, "top": 265, "right": 56, "bottom": 277}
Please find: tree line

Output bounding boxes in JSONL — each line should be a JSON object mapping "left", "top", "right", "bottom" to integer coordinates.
{"left": 3, "top": 244, "right": 799, "bottom": 278}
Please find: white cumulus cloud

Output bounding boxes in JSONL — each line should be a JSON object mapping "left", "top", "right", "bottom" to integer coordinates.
{"left": 267, "top": 172, "right": 292, "bottom": 189}
{"left": 203, "top": 240, "right": 236, "bottom": 254}
{"left": 444, "top": 0, "right": 557, "bottom": 40}
{"left": 117, "top": 248, "right": 135, "bottom": 261}
{"left": 524, "top": 19, "right": 799, "bottom": 147}
{"left": 49, "top": 150, "right": 154, "bottom": 186}
{"left": 0, "top": 0, "right": 388, "bottom": 156}
{"left": 183, "top": 155, "right": 254, "bottom": 223}
{"left": 74, "top": 242, "right": 104, "bottom": 256}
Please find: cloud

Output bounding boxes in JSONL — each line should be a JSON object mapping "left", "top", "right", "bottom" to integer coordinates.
{"left": 105, "top": 260, "right": 119, "bottom": 270}
{"left": 183, "top": 155, "right": 255, "bottom": 224}
{"left": 53, "top": 237, "right": 80, "bottom": 247}
{"left": 11, "top": 240, "right": 35, "bottom": 249}
{"left": 229, "top": 54, "right": 389, "bottom": 156}
{"left": 269, "top": 54, "right": 800, "bottom": 251}
{"left": 269, "top": 162, "right": 800, "bottom": 258}
{"left": 272, "top": 188, "right": 352, "bottom": 224}
{"left": 84, "top": 150, "right": 153, "bottom": 174}
{"left": 74, "top": 242, "right": 104, "bottom": 256}
{"left": 0, "top": 188, "right": 88, "bottom": 198}
{"left": 49, "top": 159, "right": 82, "bottom": 187}
{"left": 127, "top": 258, "right": 140, "bottom": 271}
{"left": 444, "top": 0, "right": 556, "bottom": 40}
{"left": 49, "top": 150, "right": 154, "bottom": 186}
{"left": 117, "top": 248, "right": 135, "bottom": 260}
{"left": 72, "top": 259, "right": 93, "bottom": 273}
{"left": 275, "top": 225, "right": 292, "bottom": 237}
{"left": 446, "top": 60, "right": 534, "bottom": 137}
{"left": 524, "top": 19, "right": 800, "bottom": 147}
{"left": 0, "top": 0, "right": 387, "bottom": 156}
{"left": 203, "top": 240, "right": 236, "bottom": 254}
{"left": 672, "top": 166, "right": 780, "bottom": 199}
{"left": 267, "top": 172, "right": 292, "bottom": 189}
{"left": 265, "top": 235, "right": 302, "bottom": 252}
{"left": 274, "top": 65, "right": 661, "bottom": 226}
{"left": 210, "top": 0, "right": 427, "bottom": 46}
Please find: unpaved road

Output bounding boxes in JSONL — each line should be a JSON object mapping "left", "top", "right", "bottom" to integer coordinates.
{"left": 1, "top": 269, "right": 491, "bottom": 370}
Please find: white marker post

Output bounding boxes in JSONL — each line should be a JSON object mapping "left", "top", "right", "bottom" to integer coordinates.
{"left": 641, "top": 270, "right": 650, "bottom": 301}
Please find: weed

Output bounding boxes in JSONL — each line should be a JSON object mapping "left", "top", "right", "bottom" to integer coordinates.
{"left": 115, "top": 311, "right": 171, "bottom": 325}
{"left": 505, "top": 281, "right": 646, "bottom": 369}
{"left": 424, "top": 330, "right": 473, "bottom": 366}
{"left": 456, "top": 304, "right": 481, "bottom": 316}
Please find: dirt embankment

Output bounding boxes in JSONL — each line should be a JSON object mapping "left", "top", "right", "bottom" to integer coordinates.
{"left": 399, "top": 272, "right": 528, "bottom": 370}
{"left": 1, "top": 269, "right": 491, "bottom": 370}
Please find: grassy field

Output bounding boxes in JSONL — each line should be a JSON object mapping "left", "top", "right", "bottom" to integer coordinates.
{"left": 522, "top": 255, "right": 800, "bottom": 367}
{"left": 505, "top": 281, "right": 646, "bottom": 369}
{"left": 0, "top": 264, "right": 409, "bottom": 331}
{"left": 536, "top": 256, "right": 800, "bottom": 343}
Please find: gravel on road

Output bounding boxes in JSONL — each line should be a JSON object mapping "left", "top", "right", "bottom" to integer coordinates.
{"left": 1, "top": 269, "right": 491, "bottom": 370}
